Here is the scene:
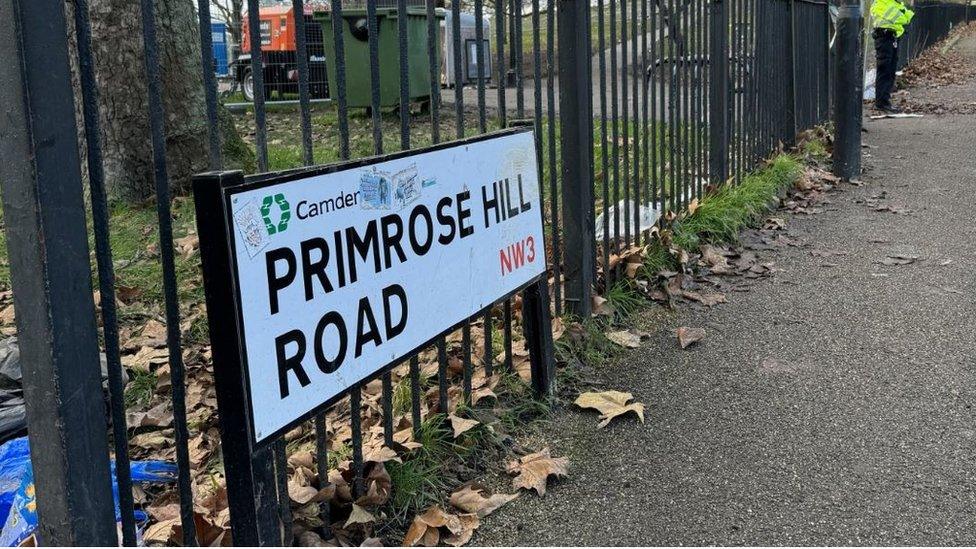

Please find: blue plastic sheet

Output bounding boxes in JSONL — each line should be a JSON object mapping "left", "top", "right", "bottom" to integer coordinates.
{"left": 0, "top": 437, "right": 177, "bottom": 546}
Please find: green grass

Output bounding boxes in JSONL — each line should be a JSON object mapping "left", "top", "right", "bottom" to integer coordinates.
{"left": 604, "top": 280, "right": 644, "bottom": 319}
{"left": 494, "top": 371, "right": 552, "bottom": 431}
{"left": 801, "top": 138, "right": 828, "bottom": 158}
{"left": 671, "top": 154, "right": 803, "bottom": 250}
{"left": 640, "top": 239, "right": 679, "bottom": 276}
{"left": 385, "top": 414, "right": 460, "bottom": 516}
{"left": 124, "top": 369, "right": 158, "bottom": 408}
{"left": 104, "top": 197, "right": 202, "bottom": 308}
{"left": 554, "top": 317, "right": 622, "bottom": 368}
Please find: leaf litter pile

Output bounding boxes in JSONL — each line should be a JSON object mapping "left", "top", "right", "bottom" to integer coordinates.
{"left": 896, "top": 22, "right": 976, "bottom": 115}
{"left": 899, "top": 22, "right": 976, "bottom": 89}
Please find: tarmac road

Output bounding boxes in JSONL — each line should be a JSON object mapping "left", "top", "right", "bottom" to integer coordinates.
{"left": 474, "top": 40, "right": 976, "bottom": 546}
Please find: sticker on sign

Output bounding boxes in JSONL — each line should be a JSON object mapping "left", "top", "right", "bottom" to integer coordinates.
{"left": 223, "top": 130, "right": 545, "bottom": 443}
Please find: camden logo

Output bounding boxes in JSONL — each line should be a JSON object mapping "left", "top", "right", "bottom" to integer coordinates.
{"left": 261, "top": 193, "right": 291, "bottom": 235}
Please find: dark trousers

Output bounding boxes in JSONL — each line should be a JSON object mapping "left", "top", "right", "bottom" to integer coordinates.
{"left": 874, "top": 28, "right": 898, "bottom": 108}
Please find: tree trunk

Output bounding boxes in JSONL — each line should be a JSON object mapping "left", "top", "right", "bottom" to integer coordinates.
{"left": 90, "top": 0, "right": 210, "bottom": 202}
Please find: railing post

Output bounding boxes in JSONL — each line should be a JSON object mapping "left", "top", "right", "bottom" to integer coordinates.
{"left": 832, "top": 0, "right": 863, "bottom": 180}
{"left": 194, "top": 171, "right": 285, "bottom": 547}
{"left": 0, "top": 0, "right": 117, "bottom": 544}
{"left": 558, "top": 0, "right": 595, "bottom": 317}
{"left": 709, "top": 0, "right": 730, "bottom": 184}
{"left": 522, "top": 277, "right": 556, "bottom": 398}
{"left": 786, "top": 0, "right": 798, "bottom": 143}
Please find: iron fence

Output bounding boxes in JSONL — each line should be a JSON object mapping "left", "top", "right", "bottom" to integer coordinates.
{"left": 897, "top": 0, "right": 971, "bottom": 68}
{"left": 0, "top": 0, "right": 970, "bottom": 545}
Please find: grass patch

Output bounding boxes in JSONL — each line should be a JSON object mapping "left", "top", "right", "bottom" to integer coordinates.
{"left": 671, "top": 154, "right": 802, "bottom": 250}
{"left": 640, "top": 239, "right": 679, "bottom": 276}
{"left": 604, "top": 280, "right": 644, "bottom": 320}
{"left": 385, "top": 414, "right": 461, "bottom": 517}
{"left": 125, "top": 369, "right": 158, "bottom": 408}
{"left": 554, "top": 317, "right": 621, "bottom": 368}
{"left": 801, "top": 139, "right": 828, "bottom": 159}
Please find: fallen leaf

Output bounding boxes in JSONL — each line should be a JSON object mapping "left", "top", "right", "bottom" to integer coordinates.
{"left": 879, "top": 254, "right": 919, "bottom": 266}
{"left": 443, "top": 514, "right": 480, "bottom": 546}
{"left": 175, "top": 233, "right": 200, "bottom": 259}
{"left": 356, "top": 462, "right": 391, "bottom": 507}
{"left": 288, "top": 480, "right": 321, "bottom": 505}
{"left": 574, "top": 391, "right": 646, "bottom": 428}
{"left": 448, "top": 414, "right": 479, "bottom": 438}
{"left": 682, "top": 290, "right": 727, "bottom": 307}
{"left": 676, "top": 326, "right": 705, "bottom": 349}
{"left": 122, "top": 345, "right": 169, "bottom": 372}
{"left": 605, "top": 330, "right": 644, "bottom": 349}
{"left": 506, "top": 448, "right": 569, "bottom": 496}
{"left": 143, "top": 518, "right": 179, "bottom": 544}
{"left": 288, "top": 450, "right": 315, "bottom": 470}
{"left": 449, "top": 485, "right": 518, "bottom": 517}
{"left": 471, "top": 386, "right": 496, "bottom": 406}
{"left": 700, "top": 245, "right": 731, "bottom": 274}
{"left": 591, "top": 295, "right": 615, "bottom": 316}
{"left": 344, "top": 504, "right": 376, "bottom": 528}
{"left": 363, "top": 445, "right": 401, "bottom": 464}
{"left": 402, "top": 506, "right": 464, "bottom": 546}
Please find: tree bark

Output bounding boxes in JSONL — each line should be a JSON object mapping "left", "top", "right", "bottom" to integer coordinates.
{"left": 89, "top": 0, "right": 210, "bottom": 202}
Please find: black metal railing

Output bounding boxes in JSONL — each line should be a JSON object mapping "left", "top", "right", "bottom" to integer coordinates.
{"left": 1, "top": 0, "right": 971, "bottom": 545}
{"left": 898, "top": 1, "right": 971, "bottom": 68}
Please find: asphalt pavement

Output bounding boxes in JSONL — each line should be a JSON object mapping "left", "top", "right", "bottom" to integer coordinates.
{"left": 474, "top": 41, "right": 976, "bottom": 546}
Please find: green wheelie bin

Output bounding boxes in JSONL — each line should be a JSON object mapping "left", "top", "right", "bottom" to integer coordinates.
{"left": 316, "top": 7, "right": 439, "bottom": 109}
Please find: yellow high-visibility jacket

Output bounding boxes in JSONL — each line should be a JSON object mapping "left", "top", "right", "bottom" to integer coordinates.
{"left": 871, "top": 0, "right": 915, "bottom": 37}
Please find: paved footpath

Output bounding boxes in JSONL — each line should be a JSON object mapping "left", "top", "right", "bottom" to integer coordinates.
{"left": 475, "top": 39, "right": 976, "bottom": 545}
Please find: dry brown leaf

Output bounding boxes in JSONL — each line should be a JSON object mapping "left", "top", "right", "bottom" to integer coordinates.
{"left": 605, "top": 329, "right": 648, "bottom": 349}
{"left": 174, "top": 232, "right": 199, "bottom": 259}
{"left": 880, "top": 254, "right": 919, "bottom": 266}
{"left": 356, "top": 463, "right": 391, "bottom": 507}
{"left": 344, "top": 504, "right": 376, "bottom": 528}
{"left": 288, "top": 480, "right": 321, "bottom": 505}
{"left": 591, "top": 295, "right": 615, "bottom": 316}
{"left": 130, "top": 429, "right": 174, "bottom": 450}
{"left": 471, "top": 386, "right": 496, "bottom": 406}
{"left": 297, "top": 530, "right": 330, "bottom": 546}
{"left": 448, "top": 414, "right": 479, "bottom": 438}
{"left": 676, "top": 326, "right": 706, "bottom": 349}
{"left": 506, "top": 448, "right": 569, "bottom": 496}
{"left": 448, "top": 485, "right": 518, "bottom": 517}
{"left": 682, "top": 290, "right": 727, "bottom": 307}
{"left": 402, "top": 506, "right": 464, "bottom": 546}
{"left": 574, "top": 391, "right": 645, "bottom": 428}
{"left": 0, "top": 305, "right": 15, "bottom": 325}
{"left": 363, "top": 445, "right": 401, "bottom": 464}
{"left": 126, "top": 400, "right": 173, "bottom": 428}
{"left": 443, "top": 514, "right": 480, "bottom": 546}
{"left": 122, "top": 345, "right": 169, "bottom": 372}
{"left": 700, "top": 245, "right": 731, "bottom": 274}
{"left": 143, "top": 518, "right": 179, "bottom": 544}
{"left": 288, "top": 450, "right": 315, "bottom": 470}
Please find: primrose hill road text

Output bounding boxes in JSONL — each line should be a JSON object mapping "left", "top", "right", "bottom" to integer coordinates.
{"left": 265, "top": 175, "right": 537, "bottom": 400}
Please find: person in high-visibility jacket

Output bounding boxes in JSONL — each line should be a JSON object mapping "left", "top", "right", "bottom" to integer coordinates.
{"left": 871, "top": 0, "right": 915, "bottom": 112}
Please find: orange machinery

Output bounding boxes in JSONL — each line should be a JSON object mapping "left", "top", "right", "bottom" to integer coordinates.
{"left": 234, "top": 2, "right": 329, "bottom": 101}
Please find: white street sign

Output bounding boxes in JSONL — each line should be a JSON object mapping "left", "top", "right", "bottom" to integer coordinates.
{"left": 225, "top": 130, "right": 545, "bottom": 443}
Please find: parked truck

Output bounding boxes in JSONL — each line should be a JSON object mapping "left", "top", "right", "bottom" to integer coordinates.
{"left": 233, "top": 2, "right": 329, "bottom": 102}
